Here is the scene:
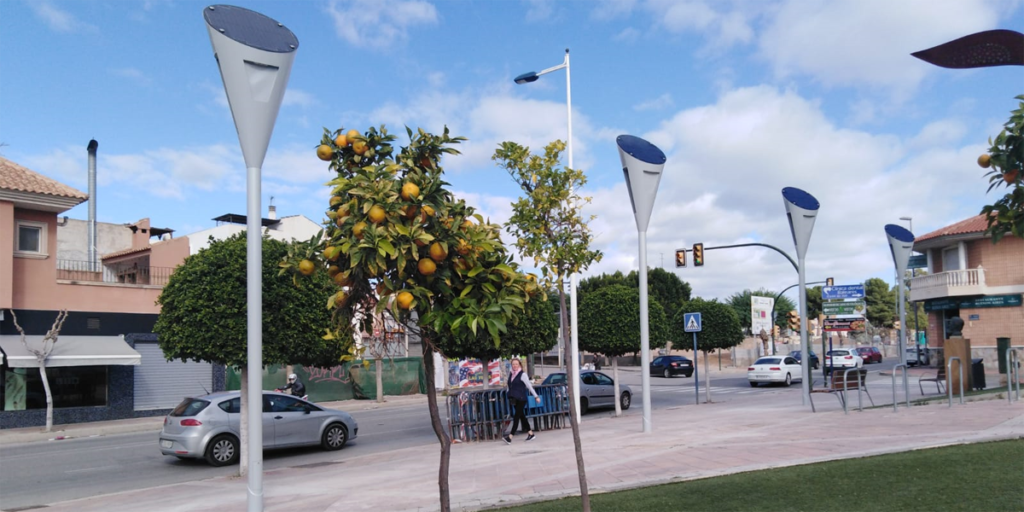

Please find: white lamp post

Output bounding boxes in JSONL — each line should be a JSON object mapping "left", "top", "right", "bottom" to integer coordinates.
{"left": 205, "top": 5, "right": 297, "bottom": 511}
{"left": 618, "top": 134, "right": 666, "bottom": 434}
{"left": 515, "top": 49, "right": 582, "bottom": 422}
{"left": 782, "top": 187, "right": 820, "bottom": 406}
{"left": 885, "top": 224, "right": 915, "bottom": 367}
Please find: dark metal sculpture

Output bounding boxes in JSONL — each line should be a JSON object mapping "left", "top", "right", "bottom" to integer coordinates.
{"left": 912, "top": 29, "right": 1024, "bottom": 68}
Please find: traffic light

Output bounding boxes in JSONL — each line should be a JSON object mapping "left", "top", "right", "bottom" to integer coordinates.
{"left": 826, "top": 277, "right": 834, "bottom": 287}
{"left": 773, "top": 325, "right": 780, "bottom": 338}
{"left": 675, "top": 248, "right": 686, "bottom": 267}
{"left": 787, "top": 310, "right": 800, "bottom": 332}
{"left": 692, "top": 243, "right": 704, "bottom": 266}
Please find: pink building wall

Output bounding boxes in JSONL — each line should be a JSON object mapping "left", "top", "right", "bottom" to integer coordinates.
{"left": 0, "top": 202, "right": 14, "bottom": 309}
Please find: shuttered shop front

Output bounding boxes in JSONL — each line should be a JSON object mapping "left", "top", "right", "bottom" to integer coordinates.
{"left": 133, "top": 341, "right": 213, "bottom": 410}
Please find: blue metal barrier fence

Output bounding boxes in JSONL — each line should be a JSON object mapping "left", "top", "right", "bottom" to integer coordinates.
{"left": 446, "top": 384, "right": 569, "bottom": 442}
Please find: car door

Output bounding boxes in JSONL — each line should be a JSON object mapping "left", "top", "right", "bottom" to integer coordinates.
{"left": 592, "top": 372, "right": 616, "bottom": 406}
{"left": 259, "top": 395, "right": 276, "bottom": 448}
{"left": 783, "top": 357, "right": 801, "bottom": 380}
{"left": 650, "top": 357, "right": 663, "bottom": 374}
{"left": 268, "top": 395, "right": 322, "bottom": 447}
{"left": 580, "top": 372, "right": 599, "bottom": 405}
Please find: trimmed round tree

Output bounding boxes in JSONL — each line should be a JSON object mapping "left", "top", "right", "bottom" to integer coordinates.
{"left": 579, "top": 284, "right": 670, "bottom": 416}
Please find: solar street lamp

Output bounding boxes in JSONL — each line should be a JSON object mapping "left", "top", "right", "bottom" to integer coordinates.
{"left": 782, "top": 187, "right": 820, "bottom": 406}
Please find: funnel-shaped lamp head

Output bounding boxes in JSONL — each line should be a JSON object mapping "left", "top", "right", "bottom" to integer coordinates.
{"left": 781, "top": 187, "right": 819, "bottom": 260}
{"left": 617, "top": 135, "right": 666, "bottom": 232}
{"left": 885, "top": 224, "right": 915, "bottom": 277}
{"left": 205, "top": 5, "right": 297, "bottom": 169}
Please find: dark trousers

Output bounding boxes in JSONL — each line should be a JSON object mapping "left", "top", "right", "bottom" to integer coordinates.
{"left": 509, "top": 397, "right": 530, "bottom": 435}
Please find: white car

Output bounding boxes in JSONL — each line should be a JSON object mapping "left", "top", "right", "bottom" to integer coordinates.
{"left": 824, "top": 349, "right": 863, "bottom": 372}
{"left": 748, "top": 356, "right": 802, "bottom": 387}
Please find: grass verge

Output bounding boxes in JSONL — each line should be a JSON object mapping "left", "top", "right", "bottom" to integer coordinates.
{"left": 495, "top": 439, "right": 1023, "bottom": 512}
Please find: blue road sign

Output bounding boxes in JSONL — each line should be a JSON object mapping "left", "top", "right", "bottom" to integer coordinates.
{"left": 908, "top": 254, "right": 927, "bottom": 269}
{"left": 822, "top": 285, "right": 865, "bottom": 300}
{"left": 684, "top": 312, "right": 702, "bottom": 333}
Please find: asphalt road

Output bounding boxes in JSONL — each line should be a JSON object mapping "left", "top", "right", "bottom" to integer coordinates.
{"left": 0, "top": 404, "right": 442, "bottom": 511}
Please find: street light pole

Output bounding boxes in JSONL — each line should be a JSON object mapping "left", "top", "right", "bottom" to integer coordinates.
{"left": 515, "top": 49, "right": 581, "bottom": 423}
{"left": 782, "top": 187, "right": 820, "bottom": 406}
{"left": 900, "top": 216, "right": 920, "bottom": 359}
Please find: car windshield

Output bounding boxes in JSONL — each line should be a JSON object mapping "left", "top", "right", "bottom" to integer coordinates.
{"left": 754, "top": 358, "right": 781, "bottom": 365}
{"left": 170, "top": 398, "right": 210, "bottom": 417}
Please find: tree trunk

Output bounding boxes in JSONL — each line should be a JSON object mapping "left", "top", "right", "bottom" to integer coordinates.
{"left": 612, "top": 358, "right": 621, "bottom": 417}
{"left": 38, "top": 359, "right": 53, "bottom": 432}
{"left": 422, "top": 343, "right": 451, "bottom": 512}
{"left": 703, "top": 351, "right": 711, "bottom": 404}
{"left": 559, "top": 288, "right": 590, "bottom": 512}
{"left": 239, "top": 367, "right": 248, "bottom": 477}
{"left": 375, "top": 358, "right": 384, "bottom": 403}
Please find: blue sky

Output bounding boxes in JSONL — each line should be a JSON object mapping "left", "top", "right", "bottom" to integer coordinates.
{"left": 2, "top": 0, "right": 1022, "bottom": 305}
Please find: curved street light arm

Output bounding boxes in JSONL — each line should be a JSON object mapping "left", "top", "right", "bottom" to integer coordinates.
{"left": 703, "top": 242, "right": 799, "bottom": 272}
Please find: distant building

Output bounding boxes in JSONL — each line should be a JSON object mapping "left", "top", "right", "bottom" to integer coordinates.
{"left": 185, "top": 206, "right": 322, "bottom": 254}
{"left": 910, "top": 214, "right": 1023, "bottom": 369}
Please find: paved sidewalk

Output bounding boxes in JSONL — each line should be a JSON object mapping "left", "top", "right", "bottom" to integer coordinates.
{"left": 13, "top": 392, "right": 1021, "bottom": 512}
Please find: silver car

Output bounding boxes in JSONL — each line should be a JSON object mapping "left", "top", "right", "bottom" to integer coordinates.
{"left": 159, "top": 391, "right": 358, "bottom": 466}
{"left": 541, "top": 370, "right": 631, "bottom": 414}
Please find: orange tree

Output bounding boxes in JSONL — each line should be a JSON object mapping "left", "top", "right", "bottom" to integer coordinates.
{"left": 493, "top": 139, "right": 602, "bottom": 512}
{"left": 282, "top": 125, "right": 530, "bottom": 512}
{"left": 978, "top": 94, "right": 1024, "bottom": 243}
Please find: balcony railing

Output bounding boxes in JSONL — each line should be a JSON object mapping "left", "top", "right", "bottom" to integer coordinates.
{"left": 56, "top": 260, "right": 173, "bottom": 287}
{"left": 909, "top": 268, "right": 986, "bottom": 302}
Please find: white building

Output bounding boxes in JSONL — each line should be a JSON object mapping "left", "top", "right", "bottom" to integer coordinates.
{"left": 185, "top": 205, "right": 323, "bottom": 254}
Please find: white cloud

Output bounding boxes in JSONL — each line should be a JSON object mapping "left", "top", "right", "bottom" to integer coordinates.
{"left": 110, "top": 68, "right": 152, "bottom": 86}
{"left": 613, "top": 27, "right": 641, "bottom": 43}
{"left": 757, "top": 0, "right": 1001, "bottom": 94}
{"left": 29, "top": 1, "right": 97, "bottom": 33}
{"left": 633, "top": 93, "right": 675, "bottom": 112}
{"left": 326, "top": 0, "right": 438, "bottom": 50}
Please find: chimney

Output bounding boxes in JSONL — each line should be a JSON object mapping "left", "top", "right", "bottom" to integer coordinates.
{"left": 268, "top": 204, "right": 276, "bottom": 220}
{"left": 87, "top": 139, "right": 98, "bottom": 272}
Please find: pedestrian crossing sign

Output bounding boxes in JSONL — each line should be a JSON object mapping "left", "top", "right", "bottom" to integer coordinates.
{"left": 684, "top": 312, "right": 702, "bottom": 332}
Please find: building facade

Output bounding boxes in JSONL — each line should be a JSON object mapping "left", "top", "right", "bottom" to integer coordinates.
{"left": 910, "top": 214, "right": 1023, "bottom": 372}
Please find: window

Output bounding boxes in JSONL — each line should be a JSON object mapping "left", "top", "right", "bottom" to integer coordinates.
{"left": 170, "top": 397, "right": 210, "bottom": 417}
{"left": 942, "top": 247, "right": 960, "bottom": 271}
{"left": 14, "top": 220, "right": 47, "bottom": 258}
{"left": 2, "top": 366, "right": 108, "bottom": 410}
{"left": 218, "top": 397, "right": 241, "bottom": 414}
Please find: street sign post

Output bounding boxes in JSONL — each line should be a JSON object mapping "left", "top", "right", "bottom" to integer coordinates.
{"left": 684, "top": 313, "right": 701, "bottom": 404}
{"left": 822, "top": 301, "right": 866, "bottom": 316}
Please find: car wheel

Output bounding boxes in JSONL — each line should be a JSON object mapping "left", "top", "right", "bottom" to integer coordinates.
{"left": 784, "top": 373, "right": 792, "bottom": 387}
{"left": 580, "top": 397, "right": 589, "bottom": 415}
{"left": 204, "top": 434, "right": 239, "bottom": 467}
{"left": 663, "top": 369, "right": 671, "bottom": 379}
{"left": 321, "top": 423, "right": 348, "bottom": 451}
{"left": 813, "top": 362, "right": 819, "bottom": 370}
{"left": 749, "top": 381, "right": 758, "bottom": 387}
{"left": 620, "top": 392, "right": 631, "bottom": 410}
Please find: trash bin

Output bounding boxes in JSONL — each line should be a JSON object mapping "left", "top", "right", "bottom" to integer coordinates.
{"left": 971, "top": 358, "right": 986, "bottom": 390}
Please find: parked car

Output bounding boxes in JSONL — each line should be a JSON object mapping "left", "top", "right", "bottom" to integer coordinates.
{"left": 788, "top": 350, "right": 820, "bottom": 370}
{"left": 159, "top": 391, "right": 358, "bottom": 466}
{"left": 541, "top": 370, "right": 631, "bottom": 414}
{"left": 748, "top": 356, "right": 803, "bottom": 387}
{"left": 853, "top": 346, "right": 883, "bottom": 364}
{"left": 650, "top": 355, "right": 694, "bottom": 378}
{"left": 905, "top": 346, "right": 928, "bottom": 367}
{"left": 824, "top": 349, "right": 863, "bottom": 372}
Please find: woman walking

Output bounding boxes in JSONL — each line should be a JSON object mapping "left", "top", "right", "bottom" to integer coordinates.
{"left": 504, "top": 357, "right": 540, "bottom": 444}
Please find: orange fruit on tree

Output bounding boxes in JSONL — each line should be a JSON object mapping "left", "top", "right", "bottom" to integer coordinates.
{"left": 346, "top": 129, "right": 359, "bottom": 142}
{"left": 429, "top": 242, "right": 447, "bottom": 262}
{"left": 420, "top": 156, "right": 432, "bottom": 169}
{"left": 461, "top": 219, "right": 473, "bottom": 231}
{"left": 352, "top": 140, "right": 368, "bottom": 155}
{"left": 327, "top": 265, "right": 341, "bottom": 278}
{"left": 334, "top": 134, "right": 348, "bottom": 147}
{"left": 397, "top": 291, "right": 414, "bottom": 310}
{"left": 414, "top": 238, "right": 427, "bottom": 247}
{"left": 376, "top": 281, "right": 387, "bottom": 296}
{"left": 298, "top": 259, "right": 315, "bottom": 275}
{"left": 418, "top": 258, "right": 437, "bottom": 276}
{"left": 456, "top": 239, "right": 471, "bottom": 256}
{"left": 1005, "top": 169, "right": 1020, "bottom": 184}
{"left": 978, "top": 154, "right": 991, "bottom": 168}
{"left": 316, "top": 145, "right": 333, "bottom": 161}
{"left": 333, "top": 271, "right": 352, "bottom": 287}
{"left": 453, "top": 257, "right": 470, "bottom": 271}
{"left": 333, "top": 290, "right": 348, "bottom": 307}
{"left": 353, "top": 221, "right": 368, "bottom": 239}
{"left": 421, "top": 205, "right": 435, "bottom": 217}
{"left": 403, "top": 206, "right": 418, "bottom": 219}
{"left": 330, "top": 196, "right": 343, "bottom": 207}
{"left": 401, "top": 182, "right": 420, "bottom": 201}
{"left": 323, "top": 246, "right": 340, "bottom": 261}
{"left": 368, "top": 205, "right": 386, "bottom": 224}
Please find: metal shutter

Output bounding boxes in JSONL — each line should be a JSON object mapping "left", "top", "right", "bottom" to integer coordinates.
{"left": 134, "top": 341, "right": 213, "bottom": 410}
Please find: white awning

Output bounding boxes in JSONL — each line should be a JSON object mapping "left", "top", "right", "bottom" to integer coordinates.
{"left": 0, "top": 335, "right": 142, "bottom": 368}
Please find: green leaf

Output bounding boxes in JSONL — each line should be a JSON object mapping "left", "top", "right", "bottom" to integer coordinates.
{"left": 460, "top": 284, "right": 474, "bottom": 298}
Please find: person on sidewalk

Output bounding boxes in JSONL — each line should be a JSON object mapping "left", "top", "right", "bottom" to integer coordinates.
{"left": 504, "top": 357, "right": 540, "bottom": 444}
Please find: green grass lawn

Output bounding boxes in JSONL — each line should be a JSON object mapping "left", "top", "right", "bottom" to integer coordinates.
{"left": 496, "top": 439, "right": 1024, "bottom": 512}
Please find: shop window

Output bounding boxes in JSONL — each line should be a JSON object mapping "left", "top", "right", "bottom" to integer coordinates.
{"left": 2, "top": 366, "right": 108, "bottom": 410}
{"left": 14, "top": 220, "right": 47, "bottom": 258}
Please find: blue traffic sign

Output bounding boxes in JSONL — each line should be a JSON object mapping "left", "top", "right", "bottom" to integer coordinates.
{"left": 822, "top": 285, "right": 865, "bottom": 300}
{"left": 683, "top": 312, "right": 702, "bottom": 332}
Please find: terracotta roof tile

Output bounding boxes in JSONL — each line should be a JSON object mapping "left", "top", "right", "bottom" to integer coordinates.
{"left": 101, "top": 246, "right": 152, "bottom": 260}
{"left": 0, "top": 156, "right": 88, "bottom": 200}
{"left": 915, "top": 214, "right": 990, "bottom": 243}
